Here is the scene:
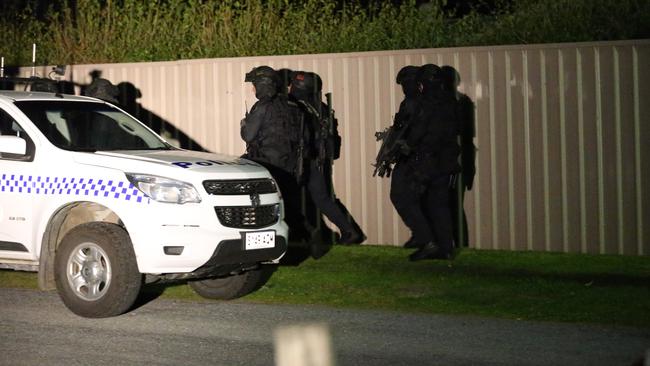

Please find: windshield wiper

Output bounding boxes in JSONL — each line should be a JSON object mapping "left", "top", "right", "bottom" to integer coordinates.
{"left": 65, "top": 147, "right": 98, "bottom": 152}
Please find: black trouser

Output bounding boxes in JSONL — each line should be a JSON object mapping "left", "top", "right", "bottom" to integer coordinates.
{"left": 255, "top": 161, "right": 311, "bottom": 241}
{"left": 425, "top": 174, "right": 454, "bottom": 254}
{"left": 390, "top": 162, "right": 435, "bottom": 244}
{"left": 306, "top": 160, "right": 355, "bottom": 235}
{"left": 390, "top": 162, "right": 454, "bottom": 254}
{"left": 449, "top": 176, "right": 469, "bottom": 247}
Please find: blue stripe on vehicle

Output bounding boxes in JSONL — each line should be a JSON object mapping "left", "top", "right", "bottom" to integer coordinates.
{"left": 0, "top": 174, "right": 149, "bottom": 204}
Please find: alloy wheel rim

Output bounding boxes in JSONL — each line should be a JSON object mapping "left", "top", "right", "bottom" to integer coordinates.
{"left": 66, "top": 242, "right": 112, "bottom": 301}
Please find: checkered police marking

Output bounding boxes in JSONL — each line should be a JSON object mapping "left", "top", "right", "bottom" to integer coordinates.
{"left": 0, "top": 174, "right": 150, "bottom": 204}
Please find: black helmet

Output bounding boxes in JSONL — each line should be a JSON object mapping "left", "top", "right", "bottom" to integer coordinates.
{"left": 290, "top": 71, "right": 322, "bottom": 94}
{"left": 245, "top": 65, "right": 279, "bottom": 86}
{"left": 246, "top": 66, "right": 279, "bottom": 99}
{"left": 396, "top": 65, "right": 420, "bottom": 85}
{"left": 275, "top": 68, "right": 293, "bottom": 95}
{"left": 276, "top": 68, "right": 293, "bottom": 88}
{"left": 397, "top": 65, "right": 421, "bottom": 98}
{"left": 418, "top": 64, "right": 443, "bottom": 95}
{"left": 84, "top": 78, "right": 119, "bottom": 104}
{"left": 417, "top": 64, "right": 442, "bottom": 83}
{"left": 440, "top": 65, "right": 460, "bottom": 89}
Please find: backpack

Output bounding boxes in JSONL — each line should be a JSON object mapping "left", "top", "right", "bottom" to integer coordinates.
{"left": 256, "top": 96, "right": 302, "bottom": 172}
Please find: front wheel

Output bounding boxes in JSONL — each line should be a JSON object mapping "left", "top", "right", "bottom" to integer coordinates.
{"left": 54, "top": 222, "right": 142, "bottom": 318}
{"left": 189, "top": 265, "right": 276, "bottom": 300}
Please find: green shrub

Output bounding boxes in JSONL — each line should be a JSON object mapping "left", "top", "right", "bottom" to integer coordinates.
{"left": 472, "top": 0, "right": 650, "bottom": 45}
{"left": 0, "top": 0, "right": 648, "bottom": 66}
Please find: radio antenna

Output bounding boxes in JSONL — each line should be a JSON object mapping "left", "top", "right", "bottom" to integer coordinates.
{"left": 31, "top": 43, "right": 36, "bottom": 77}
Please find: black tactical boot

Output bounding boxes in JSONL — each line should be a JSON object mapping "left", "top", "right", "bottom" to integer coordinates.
{"left": 408, "top": 242, "right": 440, "bottom": 261}
{"left": 432, "top": 249, "right": 454, "bottom": 260}
{"left": 403, "top": 237, "right": 420, "bottom": 248}
{"left": 338, "top": 230, "right": 366, "bottom": 245}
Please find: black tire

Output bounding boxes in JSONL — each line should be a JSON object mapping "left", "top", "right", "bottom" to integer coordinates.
{"left": 54, "top": 222, "right": 142, "bottom": 318}
{"left": 189, "top": 265, "right": 277, "bottom": 300}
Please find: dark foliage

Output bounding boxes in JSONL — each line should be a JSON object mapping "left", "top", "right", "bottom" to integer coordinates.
{"left": 0, "top": 0, "right": 648, "bottom": 65}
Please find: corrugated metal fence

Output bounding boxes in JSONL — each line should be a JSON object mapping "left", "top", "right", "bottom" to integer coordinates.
{"left": 15, "top": 39, "right": 650, "bottom": 255}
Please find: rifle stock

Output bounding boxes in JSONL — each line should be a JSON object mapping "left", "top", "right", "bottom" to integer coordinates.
{"left": 317, "top": 93, "right": 335, "bottom": 171}
{"left": 372, "top": 113, "right": 410, "bottom": 178}
{"left": 295, "top": 111, "right": 306, "bottom": 182}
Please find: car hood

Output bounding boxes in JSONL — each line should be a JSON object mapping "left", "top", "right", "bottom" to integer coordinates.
{"left": 72, "top": 149, "right": 266, "bottom": 176}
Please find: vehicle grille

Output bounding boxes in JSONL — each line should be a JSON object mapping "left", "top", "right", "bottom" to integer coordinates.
{"left": 203, "top": 179, "right": 277, "bottom": 195}
{"left": 215, "top": 204, "right": 280, "bottom": 229}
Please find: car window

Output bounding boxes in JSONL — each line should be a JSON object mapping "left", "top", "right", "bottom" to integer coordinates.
{"left": 0, "top": 108, "right": 35, "bottom": 161}
{"left": 0, "top": 109, "right": 20, "bottom": 136}
{"left": 14, "top": 100, "right": 171, "bottom": 152}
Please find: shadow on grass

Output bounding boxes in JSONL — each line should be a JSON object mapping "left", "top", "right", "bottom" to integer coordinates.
{"left": 394, "top": 252, "right": 650, "bottom": 289}
{"left": 280, "top": 187, "right": 347, "bottom": 265}
{"left": 279, "top": 239, "right": 334, "bottom": 266}
{"left": 325, "top": 247, "right": 650, "bottom": 289}
{"left": 449, "top": 265, "right": 650, "bottom": 288}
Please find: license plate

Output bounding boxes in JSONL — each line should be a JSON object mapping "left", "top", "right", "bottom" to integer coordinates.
{"left": 243, "top": 230, "right": 275, "bottom": 250}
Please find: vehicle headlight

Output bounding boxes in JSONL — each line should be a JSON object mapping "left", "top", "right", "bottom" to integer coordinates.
{"left": 126, "top": 173, "right": 201, "bottom": 204}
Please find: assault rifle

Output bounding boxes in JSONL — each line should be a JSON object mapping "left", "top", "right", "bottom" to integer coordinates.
{"left": 295, "top": 109, "right": 306, "bottom": 182}
{"left": 294, "top": 93, "right": 339, "bottom": 175}
{"left": 294, "top": 99, "right": 320, "bottom": 182}
{"left": 372, "top": 112, "right": 410, "bottom": 178}
{"left": 317, "top": 92, "right": 336, "bottom": 171}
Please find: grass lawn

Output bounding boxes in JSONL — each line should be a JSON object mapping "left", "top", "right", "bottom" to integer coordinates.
{"left": 1, "top": 245, "right": 648, "bottom": 327}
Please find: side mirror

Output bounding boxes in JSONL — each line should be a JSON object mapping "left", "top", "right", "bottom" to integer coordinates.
{"left": 0, "top": 135, "right": 27, "bottom": 155}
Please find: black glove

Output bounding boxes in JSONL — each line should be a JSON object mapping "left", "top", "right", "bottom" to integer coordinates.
{"left": 395, "top": 139, "right": 411, "bottom": 156}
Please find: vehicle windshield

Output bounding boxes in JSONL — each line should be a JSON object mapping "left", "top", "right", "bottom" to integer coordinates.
{"left": 14, "top": 100, "right": 171, "bottom": 152}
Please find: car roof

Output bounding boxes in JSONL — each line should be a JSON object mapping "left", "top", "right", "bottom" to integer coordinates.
{"left": 0, "top": 90, "right": 101, "bottom": 103}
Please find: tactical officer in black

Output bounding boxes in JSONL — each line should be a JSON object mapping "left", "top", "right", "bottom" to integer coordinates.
{"left": 394, "top": 66, "right": 422, "bottom": 120}
{"left": 441, "top": 65, "right": 476, "bottom": 248}
{"left": 241, "top": 66, "right": 309, "bottom": 241}
{"left": 388, "top": 65, "right": 423, "bottom": 248}
{"left": 289, "top": 71, "right": 366, "bottom": 245}
{"left": 241, "top": 66, "right": 302, "bottom": 171}
{"left": 391, "top": 64, "right": 460, "bottom": 261}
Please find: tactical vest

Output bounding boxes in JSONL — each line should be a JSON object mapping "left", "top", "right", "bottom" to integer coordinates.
{"left": 405, "top": 93, "right": 460, "bottom": 178}
{"left": 255, "top": 97, "right": 301, "bottom": 172}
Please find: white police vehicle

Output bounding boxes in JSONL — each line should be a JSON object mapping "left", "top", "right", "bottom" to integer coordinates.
{"left": 0, "top": 90, "right": 288, "bottom": 317}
